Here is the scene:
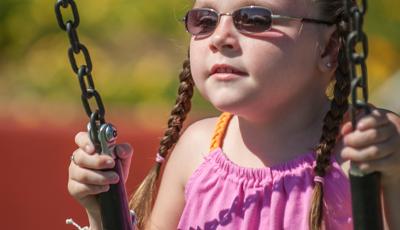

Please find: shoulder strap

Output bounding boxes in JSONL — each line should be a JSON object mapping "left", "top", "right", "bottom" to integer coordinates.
{"left": 209, "top": 112, "right": 234, "bottom": 151}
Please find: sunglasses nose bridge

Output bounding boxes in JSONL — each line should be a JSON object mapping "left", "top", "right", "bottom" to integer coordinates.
{"left": 217, "top": 12, "right": 234, "bottom": 24}
{"left": 219, "top": 12, "right": 233, "bottom": 17}
{"left": 215, "top": 12, "right": 238, "bottom": 32}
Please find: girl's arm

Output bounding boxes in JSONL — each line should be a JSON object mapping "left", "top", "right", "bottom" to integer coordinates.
{"left": 382, "top": 175, "right": 400, "bottom": 230}
{"left": 145, "top": 145, "right": 187, "bottom": 229}
{"left": 380, "top": 112, "right": 400, "bottom": 229}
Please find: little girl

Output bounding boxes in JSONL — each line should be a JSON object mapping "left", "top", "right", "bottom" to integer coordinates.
{"left": 68, "top": 0, "right": 400, "bottom": 229}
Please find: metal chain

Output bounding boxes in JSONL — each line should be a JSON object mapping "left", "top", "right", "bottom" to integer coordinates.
{"left": 55, "top": 0, "right": 106, "bottom": 146}
{"left": 55, "top": 2, "right": 134, "bottom": 229}
{"left": 345, "top": 1, "right": 383, "bottom": 229}
{"left": 345, "top": 0, "right": 370, "bottom": 125}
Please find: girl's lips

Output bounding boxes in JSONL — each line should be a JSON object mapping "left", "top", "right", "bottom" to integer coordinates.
{"left": 209, "top": 64, "right": 247, "bottom": 76}
{"left": 211, "top": 72, "right": 245, "bottom": 81}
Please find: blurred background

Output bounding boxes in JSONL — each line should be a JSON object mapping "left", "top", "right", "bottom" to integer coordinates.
{"left": 0, "top": 0, "right": 398, "bottom": 229}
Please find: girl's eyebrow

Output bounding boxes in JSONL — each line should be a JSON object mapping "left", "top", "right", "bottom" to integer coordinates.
{"left": 193, "top": 0, "right": 218, "bottom": 8}
{"left": 193, "top": 0, "right": 278, "bottom": 11}
{"left": 247, "top": 0, "right": 280, "bottom": 11}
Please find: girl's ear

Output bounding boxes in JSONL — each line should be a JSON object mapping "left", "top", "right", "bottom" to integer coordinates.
{"left": 318, "top": 28, "right": 340, "bottom": 73}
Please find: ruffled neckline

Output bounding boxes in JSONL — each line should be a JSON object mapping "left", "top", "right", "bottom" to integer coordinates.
{"left": 206, "top": 147, "right": 317, "bottom": 184}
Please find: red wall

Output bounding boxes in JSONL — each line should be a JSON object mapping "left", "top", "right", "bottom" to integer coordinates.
{"left": 0, "top": 118, "right": 160, "bottom": 229}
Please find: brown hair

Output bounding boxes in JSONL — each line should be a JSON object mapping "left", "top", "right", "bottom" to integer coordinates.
{"left": 309, "top": 0, "right": 353, "bottom": 229}
{"left": 129, "top": 58, "right": 194, "bottom": 228}
{"left": 129, "top": 1, "right": 354, "bottom": 229}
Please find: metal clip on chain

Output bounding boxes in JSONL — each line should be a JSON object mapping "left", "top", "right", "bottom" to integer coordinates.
{"left": 344, "top": 0, "right": 383, "bottom": 229}
{"left": 55, "top": 0, "right": 133, "bottom": 229}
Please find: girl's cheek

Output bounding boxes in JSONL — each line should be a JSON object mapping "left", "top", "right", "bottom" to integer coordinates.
{"left": 189, "top": 57, "right": 200, "bottom": 76}
{"left": 245, "top": 30, "right": 287, "bottom": 39}
{"left": 189, "top": 51, "right": 209, "bottom": 80}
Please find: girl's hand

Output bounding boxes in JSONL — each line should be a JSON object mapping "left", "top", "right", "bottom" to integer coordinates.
{"left": 340, "top": 109, "right": 400, "bottom": 184}
{"left": 67, "top": 131, "right": 133, "bottom": 215}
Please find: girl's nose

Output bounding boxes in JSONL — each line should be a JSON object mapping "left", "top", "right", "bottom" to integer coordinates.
{"left": 209, "top": 17, "right": 240, "bottom": 52}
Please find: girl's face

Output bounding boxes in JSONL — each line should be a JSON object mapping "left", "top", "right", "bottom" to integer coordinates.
{"left": 189, "top": 0, "right": 334, "bottom": 120}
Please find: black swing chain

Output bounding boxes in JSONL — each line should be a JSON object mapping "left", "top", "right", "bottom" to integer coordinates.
{"left": 345, "top": 1, "right": 384, "bottom": 229}
{"left": 56, "top": 3, "right": 133, "bottom": 228}
{"left": 345, "top": 0, "right": 370, "bottom": 125}
{"left": 55, "top": 0, "right": 106, "bottom": 146}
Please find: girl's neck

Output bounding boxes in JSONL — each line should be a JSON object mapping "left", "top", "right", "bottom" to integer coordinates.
{"left": 227, "top": 97, "right": 331, "bottom": 165}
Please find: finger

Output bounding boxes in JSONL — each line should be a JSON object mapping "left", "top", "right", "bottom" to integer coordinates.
{"left": 68, "top": 180, "right": 110, "bottom": 198}
{"left": 75, "top": 132, "right": 95, "bottom": 154}
{"left": 341, "top": 121, "right": 353, "bottom": 136}
{"left": 341, "top": 137, "right": 397, "bottom": 162}
{"left": 69, "top": 164, "right": 120, "bottom": 186}
{"left": 343, "top": 123, "right": 396, "bottom": 148}
{"left": 387, "top": 112, "right": 400, "bottom": 132}
{"left": 350, "top": 162, "right": 378, "bottom": 175}
{"left": 73, "top": 148, "right": 115, "bottom": 169}
{"left": 340, "top": 109, "right": 372, "bottom": 135}
{"left": 357, "top": 110, "right": 389, "bottom": 131}
{"left": 352, "top": 151, "right": 399, "bottom": 175}
{"left": 115, "top": 143, "right": 133, "bottom": 160}
{"left": 115, "top": 143, "right": 133, "bottom": 182}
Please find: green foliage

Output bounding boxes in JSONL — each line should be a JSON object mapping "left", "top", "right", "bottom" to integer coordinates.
{"left": 0, "top": 0, "right": 399, "bottom": 117}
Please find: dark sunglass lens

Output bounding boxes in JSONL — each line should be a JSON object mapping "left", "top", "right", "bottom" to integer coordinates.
{"left": 233, "top": 7, "right": 272, "bottom": 33}
{"left": 186, "top": 9, "right": 218, "bottom": 35}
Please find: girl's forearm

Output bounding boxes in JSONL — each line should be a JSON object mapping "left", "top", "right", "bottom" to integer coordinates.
{"left": 86, "top": 209, "right": 103, "bottom": 230}
{"left": 382, "top": 178, "right": 400, "bottom": 229}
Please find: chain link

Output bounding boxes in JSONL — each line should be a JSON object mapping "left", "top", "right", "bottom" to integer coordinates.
{"left": 55, "top": 0, "right": 80, "bottom": 30}
{"left": 68, "top": 43, "right": 93, "bottom": 74}
{"left": 55, "top": 0, "right": 106, "bottom": 146}
{"left": 345, "top": 0, "right": 370, "bottom": 126}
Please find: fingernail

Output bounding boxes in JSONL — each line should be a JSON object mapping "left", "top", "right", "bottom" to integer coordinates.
{"left": 111, "top": 174, "right": 119, "bottom": 183}
{"left": 106, "top": 159, "right": 114, "bottom": 167}
{"left": 119, "top": 150, "right": 128, "bottom": 158}
{"left": 102, "top": 185, "right": 110, "bottom": 192}
{"left": 85, "top": 145, "right": 93, "bottom": 152}
{"left": 359, "top": 163, "right": 370, "bottom": 172}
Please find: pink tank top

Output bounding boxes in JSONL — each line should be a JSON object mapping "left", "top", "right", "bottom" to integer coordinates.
{"left": 177, "top": 113, "right": 353, "bottom": 230}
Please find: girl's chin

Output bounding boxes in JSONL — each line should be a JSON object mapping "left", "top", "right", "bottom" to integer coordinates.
{"left": 210, "top": 98, "right": 252, "bottom": 114}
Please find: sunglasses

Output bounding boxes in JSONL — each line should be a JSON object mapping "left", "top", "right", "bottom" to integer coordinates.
{"left": 183, "top": 6, "right": 334, "bottom": 36}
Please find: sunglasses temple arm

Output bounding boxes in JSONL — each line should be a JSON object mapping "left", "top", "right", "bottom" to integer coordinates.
{"left": 272, "top": 14, "right": 334, "bottom": 25}
{"left": 272, "top": 14, "right": 302, "bottom": 21}
{"left": 302, "top": 18, "right": 335, "bottom": 25}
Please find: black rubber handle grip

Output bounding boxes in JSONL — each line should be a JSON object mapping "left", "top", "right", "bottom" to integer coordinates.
{"left": 349, "top": 171, "right": 383, "bottom": 230}
{"left": 98, "top": 158, "right": 132, "bottom": 230}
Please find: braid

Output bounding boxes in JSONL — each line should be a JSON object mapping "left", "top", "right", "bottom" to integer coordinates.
{"left": 158, "top": 59, "right": 194, "bottom": 157}
{"left": 129, "top": 57, "right": 194, "bottom": 229}
{"left": 309, "top": 17, "right": 352, "bottom": 230}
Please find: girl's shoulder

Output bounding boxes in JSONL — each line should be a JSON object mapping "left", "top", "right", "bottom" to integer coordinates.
{"left": 148, "top": 117, "right": 220, "bottom": 228}
{"left": 178, "top": 116, "right": 220, "bottom": 154}
{"left": 170, "top": 116, "right": 220, "bottom": 185}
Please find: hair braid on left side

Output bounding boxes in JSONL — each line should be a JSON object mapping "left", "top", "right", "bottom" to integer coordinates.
{"left": 309, "top": 7, "right": 352, "bottom": 229}
{"left": 158, "top": 59, "right": 194, "bottom": 157}
{"left": 129, "top": 57, "right": 194, "bottom": 229}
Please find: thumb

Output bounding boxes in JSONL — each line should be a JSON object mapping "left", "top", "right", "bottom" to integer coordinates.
{"left": 341, "top": 121, "right": 353, "bottom": 137}
{"left": 115, "top": 143, "right": 133, "bottom": 183}
{"left": 115, "top": 143, "right": 133, "bottom": 160}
